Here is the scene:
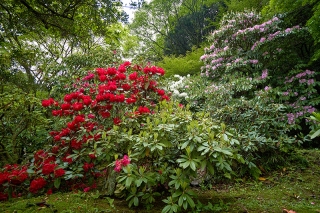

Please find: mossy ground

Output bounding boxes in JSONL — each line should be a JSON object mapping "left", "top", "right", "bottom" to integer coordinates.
{"left": 1, "top": 149, "right": 320, "bottom": 213}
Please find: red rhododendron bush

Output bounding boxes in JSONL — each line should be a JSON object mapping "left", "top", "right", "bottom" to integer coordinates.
{"left": 0, "top": 61, "right": 170, "bottom": 200}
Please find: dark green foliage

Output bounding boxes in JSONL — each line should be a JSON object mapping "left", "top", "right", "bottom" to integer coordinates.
{"left": 262, "top": 0, "right": 320, "bottom": 65}
{"left": 164, "top": 3, "right": 221, "bottom": 56}
{"left": 0, "top": 84, "right": 49, "bottom": 166}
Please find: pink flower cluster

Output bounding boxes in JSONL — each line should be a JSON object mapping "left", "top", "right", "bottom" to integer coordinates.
{"left": 232, "top": 16, "right": 279, "bottom": 38}
{"left": 287, "top": 106, "right": 316, "bottom": 125}
{"left": 114, "top": 155, "right": 131, "bottom": 173}
{"left": 284, "top": 70, "right": 315, "bottom": 84}
{"left": 261, "top": 69, "right": 268, "bottom": 79}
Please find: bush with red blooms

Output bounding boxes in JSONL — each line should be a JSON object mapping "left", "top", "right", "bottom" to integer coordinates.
{"left": 0, "top": 61, "right": 170, "bottom": 200}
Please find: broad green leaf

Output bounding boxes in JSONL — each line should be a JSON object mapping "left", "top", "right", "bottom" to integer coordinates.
{"left": 178, "top": 195, "right": 184, "bottom": 206}
{"left": 54, "top": 178, "right": 61, "bottom": 189}
{"left": 224, "top": 173, "right": 231, "bottom": 179}
{"left": 311, "top": 129, "right": 320, "bottom": 139}
{"left": 181, "top": 141, "right": 189, "bottom": 149}
{"left": 172, "top": 191, "right": 182, "bottom": 198}
{"left": 185, "top": 194, "right": 195, "bottom": 208}
{"left": 183, "top": 200, "right": 188, "bottom": 210}
{"left": 135, "top": 179, "right": 143, "bottom": 187}
{"left": 190, "top": 161, "right": 196, "bottom": 171}
{"left": 128, "top": 198, "right": 134, "bottom": 207}
{"left": 27, "top": 169, "right": 35, "bottom": 174}
{"left": 197, "top": 145, "right": 207, "bottom": 152}
{"left": 207, "top": 163, "right": 215, "bottom": 175}
{"left": 133, "top": 196, "right": 139, "bottom": 206}
{"left": 176, "top": 158, "right": 187, "bottom": 163}
{"left": 181, "top": 161, "right": 190, "bottom": 169}
{"left": 162, "top": 205, "right": 171, "bottom": 213}
{"left": 125, "top": 177, "right": 133, "bottom": 188}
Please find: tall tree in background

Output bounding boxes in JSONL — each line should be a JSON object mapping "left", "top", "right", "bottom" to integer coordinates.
{"left": 164, "top": 2, "right": 223, "bottom": 56}
{"left": 129, "top": 0, "right": 226, "bottom": 60}
{"left": 129, "top": 0, "right": 182, "bottom": 62}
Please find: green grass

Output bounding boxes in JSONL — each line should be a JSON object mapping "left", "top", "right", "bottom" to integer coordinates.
{"left": 1, "top": 149, "right": 320, "bottom": 213}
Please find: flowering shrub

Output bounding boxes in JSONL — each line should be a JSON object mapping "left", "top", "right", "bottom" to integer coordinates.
{"left": 0, "top": 61, "right": 170, "bottom": 200}
{"left": 0, "top": 61, "right": 245, "bottom": 213}
{"left": 200, "top": 11, "right": 304, "bottom": 80}
{"left": 163, "top": 11, "right": 318, "bottom": 176}
{"left": 200, "top": 10, "right": 318, "bottom": 128}
{"left": 280, "top": 69, "right": 318, "bottom": 127}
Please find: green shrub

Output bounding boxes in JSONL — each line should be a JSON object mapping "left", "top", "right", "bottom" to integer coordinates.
{"left": 113, "top": 101, "right": 244, "bottom": 211}
{"left": 156, "top": 47, "right": 205, "bottom": 77}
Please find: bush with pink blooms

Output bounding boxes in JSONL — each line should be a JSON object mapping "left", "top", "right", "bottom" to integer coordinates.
{"left": 200, "top": 10, "right": 319, "bottom": 129}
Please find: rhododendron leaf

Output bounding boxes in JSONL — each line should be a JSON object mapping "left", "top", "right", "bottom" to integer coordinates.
{"left": 118, "top": 176, "right": 127, "bottom": 183}
{"left": 181, "top": 141, "right": 189, "bottom": 149}
{"left": 176, "top": 158, "right": 187, "bottom": 163}
{"left": 200, "top": 160, "right": 207, "bottom": 171}
{"left": 197, "top": 145, "right": 207, "bottom": 152}
{"left": 178, "top": 195, "right": 184, "bottom": 206}
{"left": 185, "top": 194, "right": 195, "bottom": 208}
{"left": 161, "top": 205, "right": 171, "bottom": 213}
{"left": 125, "top": 177, "right": 133, "bottom": 188}
{"left": 156, "top": 145, "right": 163, "bottom": 150}
{"left": 94, "top": 142, "right": 97, "bottom": 150}
{"left": 172, "top": 191, "right": 182, "bottom": 198}
{"left": 223, "top": 134, "right": 228, "bottom": 141}
{"left": 133, "top": 196, "right": 139, "bottom": 206}
{"left": 194, "top": 136, "right": 202, "bottom": 143}
{"left": 310, "top": 129, "right": 320, "bottom": 139}
{"left": 231, "top": 139, "right": 240, "bottom": 145}
{"left": 128, "top": 198, "right": 134, "bottom": 208}
{"left": 207, "top": 164, "right": 215, "bottom": 175}
{"left": 54, "top": 178, "right": 61, "bottom": 189}
{"left": 65, "top": 174, "right": 73, "bottom": 180}
{"left": 135, "top": 179, "right": 142, "bottom": 187}
{"left": 180, "top": 161, "right": 190, "bottom": 169}
{"left": 27, "top": 169, "right": 35, "bottom": 174}
{"left": 190, "top": 161, "right": 196, "bottom": 171}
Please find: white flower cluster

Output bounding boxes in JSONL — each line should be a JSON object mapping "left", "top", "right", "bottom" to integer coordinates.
{"left": 168, "top": 75, "right": 191, "bottom": 98}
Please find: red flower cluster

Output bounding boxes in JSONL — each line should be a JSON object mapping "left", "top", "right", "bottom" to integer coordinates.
{"left": 42, "top": 163, "right": 57, "bottom": 175}
{"left": 138, "top": 106, "right": 151, "bottom": 114}
{"left": 143, "top": 66, "right": 165, "bottom": 76}
{"left": 29, "top": 177, "right": 46, "bottom": 193}
{"left": 42, "top": 98, "right": 58, "bottom": 107}
{"left": 114, "top": 155, "right": 131, "bottom": 172}
{"left": 0, "top": 192, "right": 8, "bottom": 201}
{"left": 83, "top": 162, "right": 94, "bottom": 172}
{"left": 54, "top": 168, "right": 65, "bottom": 178}
{"left": 0, "top": 164, "right": 28, "bottom": 186}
